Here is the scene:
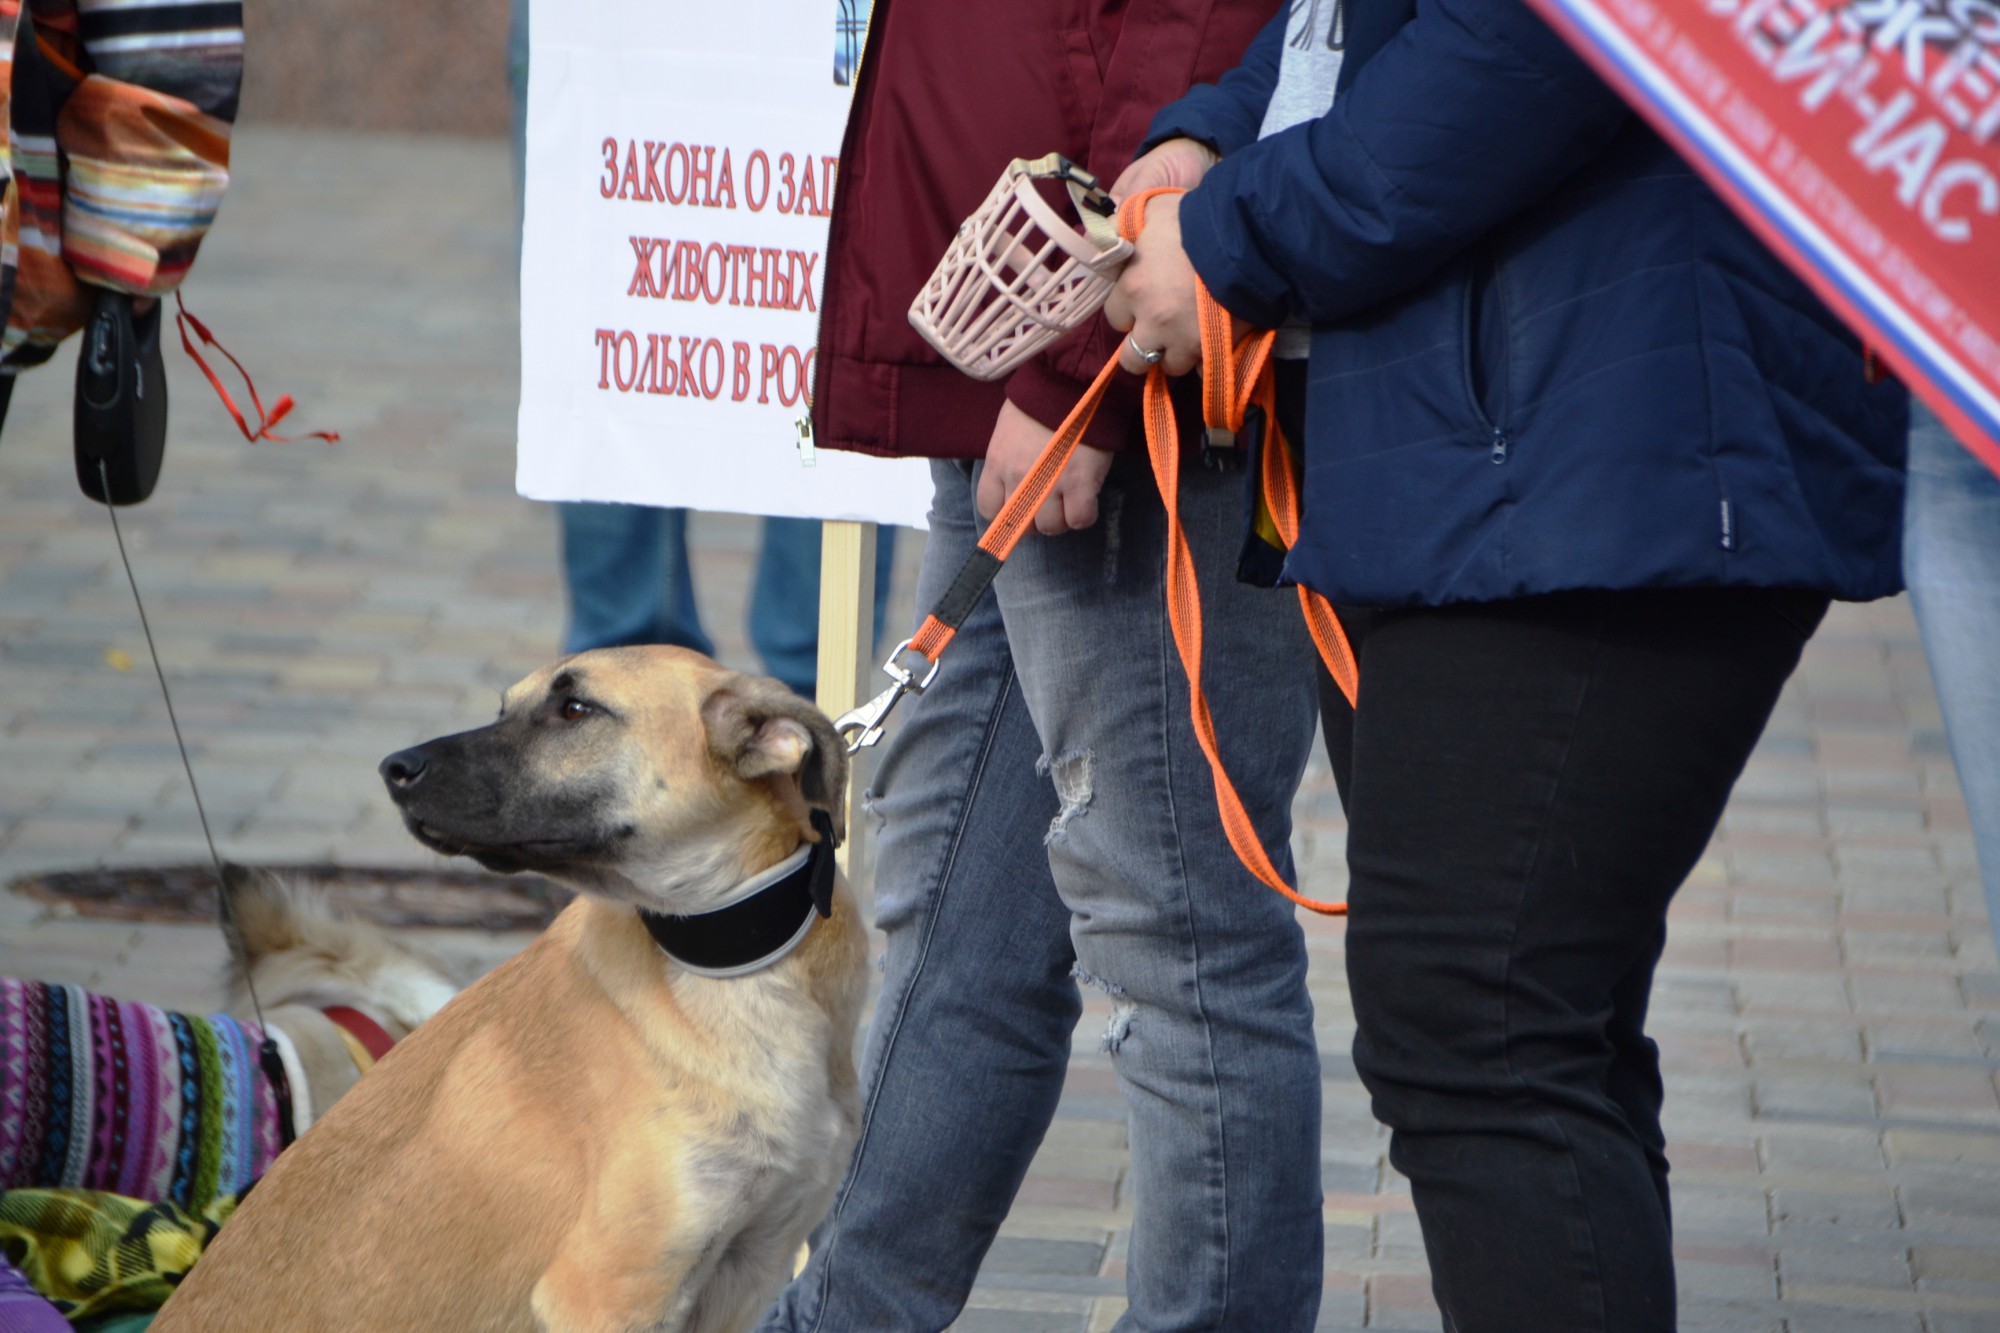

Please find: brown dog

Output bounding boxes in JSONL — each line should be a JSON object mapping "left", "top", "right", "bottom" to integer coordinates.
{"left": 152, "top": 647, "right": 868, "bottom": 1333}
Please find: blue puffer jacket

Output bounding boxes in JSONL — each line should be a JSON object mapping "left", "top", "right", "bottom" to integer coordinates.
{"left": 1150, "top": 0, "right": 1907, "bottom": 608}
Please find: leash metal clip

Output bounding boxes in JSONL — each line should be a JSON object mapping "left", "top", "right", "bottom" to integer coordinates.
{"left": 834, "top": 639, "right": 941, "bottom": 753}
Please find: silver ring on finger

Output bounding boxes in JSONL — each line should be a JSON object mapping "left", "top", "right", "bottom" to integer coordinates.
{"left": 1127, "top": 334, "right": 1165, "bottom": 366}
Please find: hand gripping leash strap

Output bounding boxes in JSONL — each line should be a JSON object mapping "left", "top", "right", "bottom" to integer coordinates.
{"left": 834, "top": 352, "right": 1125, "bottom": 753}
{"left": 839, "top": 186, "right": 1357, "bottom": 915}
{"left": 1108, "top": 193, "right": 1359, "bottom": 713}
{"left": 909, "top": 356, "right": 1125, "bottom": 664}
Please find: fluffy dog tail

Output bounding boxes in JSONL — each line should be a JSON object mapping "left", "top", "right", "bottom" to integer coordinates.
{"left": 219, "top": 865, "right": 459, "bottom": 1035}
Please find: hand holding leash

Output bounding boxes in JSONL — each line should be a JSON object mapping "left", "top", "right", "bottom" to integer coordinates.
{"left": 896, "top": 178, "right": 1360, "bottom": 914}
{"left": 1104, "top": 193, "right": 1202, "bottom": 377}
{"left": 976, "top": 400, "right": 1114, "bottom": 534}
{"left": 75, "top": 290, "right": 169, "bottom": 506}
{"left": 1109, "top": 137, "right": 1219, "bottom": 202}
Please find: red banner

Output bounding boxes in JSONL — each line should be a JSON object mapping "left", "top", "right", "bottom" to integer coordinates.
{"left": 1521, "top": 0, "right": 2000, "bottom": 476}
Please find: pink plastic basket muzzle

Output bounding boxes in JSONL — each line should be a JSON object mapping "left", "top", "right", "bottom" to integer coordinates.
{"left": 909, "top": 154, "right": 1133, "bottom": 382}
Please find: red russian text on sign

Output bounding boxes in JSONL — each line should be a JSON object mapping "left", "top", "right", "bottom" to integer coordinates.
{"left": 598, "top": 139, "right": 838, "bottom": 216}
{"left": 625, "top": 237, "right": 820, "bottom": 311}
{"left": 593, "top": 328, "right": 815, "bottom": 406}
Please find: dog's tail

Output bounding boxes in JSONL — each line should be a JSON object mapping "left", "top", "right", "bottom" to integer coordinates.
{"left": 220, "top": 862, "right": 377, "bottom": 980}
{"left": 218, "top": 864, "right": 459, "bottom": 1034}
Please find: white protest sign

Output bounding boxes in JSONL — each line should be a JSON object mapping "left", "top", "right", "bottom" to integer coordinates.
{"left": 517, "top": 0, "right": 932, "bottom": 527}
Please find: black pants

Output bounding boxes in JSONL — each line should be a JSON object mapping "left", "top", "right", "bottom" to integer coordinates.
{"left": 1317, "top": 586, "right": 1825, "bottom": 1331}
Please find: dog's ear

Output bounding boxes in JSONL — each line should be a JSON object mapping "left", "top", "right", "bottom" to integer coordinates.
{"left": 703, "top": 679, "right": 850, "bottom": 841}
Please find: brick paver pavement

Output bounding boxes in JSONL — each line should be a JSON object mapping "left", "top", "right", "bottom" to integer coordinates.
{"left": 2, "top": 129, "right": 1996, "bottom": 1331}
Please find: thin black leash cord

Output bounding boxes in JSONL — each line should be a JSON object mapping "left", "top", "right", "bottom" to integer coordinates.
{"left": 97, "top": 458, "right": 299, "bottom": 1142}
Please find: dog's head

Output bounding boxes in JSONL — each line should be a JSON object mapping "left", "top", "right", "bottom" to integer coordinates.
{"left": 378, "top": 646, "right": 846, "bottom": 914}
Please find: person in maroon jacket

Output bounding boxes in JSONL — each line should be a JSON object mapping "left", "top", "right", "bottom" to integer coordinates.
{"left": 758, "top": 3, "right": 1325, "bottom": 1331}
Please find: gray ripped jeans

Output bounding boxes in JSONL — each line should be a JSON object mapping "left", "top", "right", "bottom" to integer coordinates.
{"left": 762, "top": 453, "right": 1323, "bottom": 1332}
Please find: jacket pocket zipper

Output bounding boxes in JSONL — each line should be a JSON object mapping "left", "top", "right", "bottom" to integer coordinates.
{"left": 1462, "top": 245, "right": 1512, "bottom": 456}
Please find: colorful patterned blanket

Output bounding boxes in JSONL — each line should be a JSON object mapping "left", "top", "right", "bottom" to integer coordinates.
{"left": 0, "top": 1187, "right": 235, "bottom": 1323}
{"left": 0, "top": 980, "right": 286, "bottom": 1214}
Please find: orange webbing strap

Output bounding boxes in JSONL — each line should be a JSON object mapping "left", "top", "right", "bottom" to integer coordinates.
{"left": 1118, "top": 189, "right": 1357, "bottom": 705}
{"left": 905, "top": 352, "right": 1124, "bottom": 664}
{"left": 1116, "top": 190, "right": 1351, "bottom": 917}
{"left": 1248, "top": 372, "right": 1360, "bottom": 707}
{"left": 1196, "top": 292, "right": 1272, "bottom": 441}
{"left": 897, "top": 185, "right": 1353, "bottom": 915}
{"left": 1139, "top": 359, "right": 1348, "bottom": 916}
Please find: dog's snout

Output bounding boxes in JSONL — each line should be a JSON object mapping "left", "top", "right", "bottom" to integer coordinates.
{"left": 380, "top": 747, "right": 430, "bottom": 790}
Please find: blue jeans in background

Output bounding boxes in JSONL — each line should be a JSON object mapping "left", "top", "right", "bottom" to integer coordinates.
{"left": 1905, "top": 401, "right": 2000, "bottom": 947}
{"left": 559, "top": 503, "right": 895, "bottom": 696}
{"left": 761, "top": 456, "right": 1323, "bottom": 1332}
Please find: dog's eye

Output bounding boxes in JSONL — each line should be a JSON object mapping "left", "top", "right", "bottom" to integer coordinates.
{"left": 560, "top": 698, "right": 595, "bottom": 721}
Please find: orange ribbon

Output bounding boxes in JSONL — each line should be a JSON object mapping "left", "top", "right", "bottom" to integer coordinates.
{"left": 175, "top": 292, "right": 340, "bottom": 444}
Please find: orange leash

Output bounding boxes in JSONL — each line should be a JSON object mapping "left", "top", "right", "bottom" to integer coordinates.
{"left": 904, "top": 352, "right": 1124, "bottom": 665}
{"left": 1124, "top": 189, "right": 1355, "bottom": 916}
{"left": 858, "top": 188, "right": 1355, "bottom": 915}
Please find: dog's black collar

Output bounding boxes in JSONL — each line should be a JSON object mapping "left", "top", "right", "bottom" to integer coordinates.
{"left": 638, "top": 810, "right": 838, "bottom": 977}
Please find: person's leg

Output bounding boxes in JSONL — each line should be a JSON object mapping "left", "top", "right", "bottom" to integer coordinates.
{"left": 1315, "top": 612, "right": 1375, "bottom": 807}
{"left": 558, "top": 503, "right": 711, "bottom": 655}
{"left": 992, "top": 453, "right": 1324, "bottom": 1331}
{"left": 1904, "top": 401, "right": 2000, "bottom": 946}
{"left": 761, "top": 464, "right": 1079, "bottom": 1333}
{"left": 1325, "top": 625, "right": 1670, "bottom": 1224}
{"left": 749, "top": 518, "right": 899, "bottom": 695}
{"left": 1341, "top": 587, "right": 1826, "bottom": 1333}
{"left": 1605, "top": 919, "right": 1672, "bottom": 1221}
